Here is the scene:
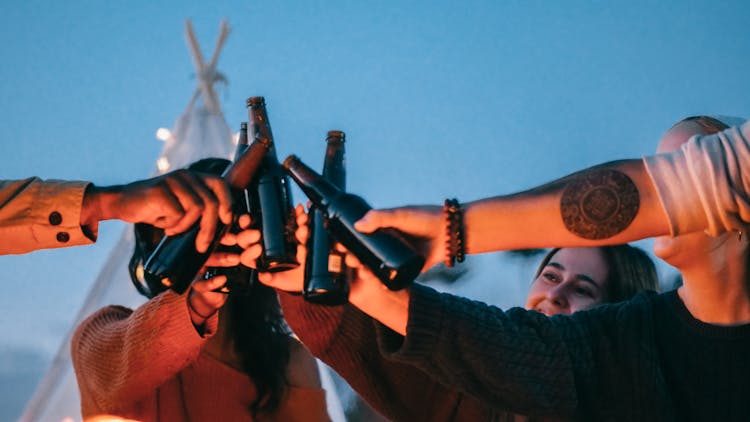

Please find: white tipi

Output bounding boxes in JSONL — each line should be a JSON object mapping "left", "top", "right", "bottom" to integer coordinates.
{"left": 20, "top": 20, "right": 345, "bottom": 422}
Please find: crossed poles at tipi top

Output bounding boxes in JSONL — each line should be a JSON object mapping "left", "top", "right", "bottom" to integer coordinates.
{"left": 185, "top": 18, "right": 229, "bottom": 116}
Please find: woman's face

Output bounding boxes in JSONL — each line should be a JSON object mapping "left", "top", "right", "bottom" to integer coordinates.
{"left": 525, "top": 247, "right": 610, "bottom": 316}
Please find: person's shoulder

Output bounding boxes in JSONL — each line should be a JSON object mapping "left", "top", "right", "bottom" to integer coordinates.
{"left": 71, "top": 305, "right": 136, "bottom": 358}
{"left": 74, "top": 304, "right": 133, "bottom": 333}
{"left": 92, "top": 304, "right": 134, "bottom": 321}
{"left": 285, "top": 336, "right": 322, "bottom": 389}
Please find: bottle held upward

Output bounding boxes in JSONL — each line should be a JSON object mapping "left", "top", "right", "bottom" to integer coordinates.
{"left": 141, "top": 126, "right": 270, "bottom": 294}
{"left": 304, "top": 130, "right": 352, "bottom": 305}
{"left": 246, "top": 96, "right": 300, "bottom": 273}
{"left": 283, "top": 154, "right": 424, "bottom": 291}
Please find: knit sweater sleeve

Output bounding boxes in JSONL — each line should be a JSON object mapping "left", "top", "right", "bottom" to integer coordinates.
{"left": 643, "top": 121, "right": 750, "bottom": 236}
{"left": 376, "top": 283, "right": 644, "bottom": 418}
{"left": 71, "top": 290, "right": 218, "bottom": 414}
{"left": 279, "top": 292, "right": 487, "bottom": 421}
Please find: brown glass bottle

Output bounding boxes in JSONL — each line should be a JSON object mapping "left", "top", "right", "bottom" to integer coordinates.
{"left": 283, "top": 155, "right": 424, "bottom": 290}
{"left": 246, "top": 96, "right": 299, "bottom": 272}
{"left": 202, "top": 122, "right": 255, "bottom": 294}
{"left": 303, "top": 130, "right": 351, "bottom": 305}
{"left": 142, "top": 128, "right": 270, "bottom": 294}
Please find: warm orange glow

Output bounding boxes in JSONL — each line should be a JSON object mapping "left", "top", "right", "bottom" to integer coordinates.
{"left": 83, "top": 415, "right": 142, "bottom": 422}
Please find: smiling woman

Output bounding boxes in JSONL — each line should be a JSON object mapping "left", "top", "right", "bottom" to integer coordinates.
{"left": 527, "top": 245, "right": 659, "bottom": 315}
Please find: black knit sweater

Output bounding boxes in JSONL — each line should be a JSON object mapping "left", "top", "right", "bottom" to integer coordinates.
{"left": 376, "top": 284, "right": 750, "bottom": 421}
{"left": 281, "top": 285, "right": 750, "bottom": 421}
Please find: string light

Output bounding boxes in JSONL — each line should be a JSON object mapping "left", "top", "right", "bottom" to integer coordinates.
{"left": 157, "top": 156, "right": 171, "bottom": 173}
{"left": 155, "top": 128, "right": 171, "bottom": 142}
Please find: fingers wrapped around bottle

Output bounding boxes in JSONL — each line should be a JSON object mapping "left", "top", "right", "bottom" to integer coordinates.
{"left": 96, "top": 170, "right": 234, "bottom": 254}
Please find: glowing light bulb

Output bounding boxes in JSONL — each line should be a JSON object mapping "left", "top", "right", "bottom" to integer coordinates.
{"left": 157, "top": 157, "right": 170, "bottom": 173}
{"left": 155, "top": 128, "right": 171, "bottom": 142}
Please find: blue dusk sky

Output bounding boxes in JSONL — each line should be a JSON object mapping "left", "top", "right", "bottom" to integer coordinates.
{"left": 1, "top": 0, "right": 750, "bottom": 419}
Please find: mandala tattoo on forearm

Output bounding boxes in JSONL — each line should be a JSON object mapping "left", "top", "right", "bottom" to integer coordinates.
{"left": 560, "top": 169, "right": 639, "bottom": 239}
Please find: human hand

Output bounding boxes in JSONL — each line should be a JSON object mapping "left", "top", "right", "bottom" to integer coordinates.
{"left": 219, "top": 214, "right": 263, "bottom": 268}
{"left": 82, "top": 169, "right": 233, "bottom": 253}
{"left": 338, "top": 244, "right": 410, "bottom": 335}
{"left": 186, "top": 229, "right": 252, "bottom": 322}
{"left": 187, "top": 273, "right": 229, "bottom": 327}
{"left": 355, "top": 205, "right": 445, "bottom": 271}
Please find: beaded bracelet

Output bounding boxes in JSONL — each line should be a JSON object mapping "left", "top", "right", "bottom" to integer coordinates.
{"left": 443, "top": 198, "right": 466, "bottom": 267}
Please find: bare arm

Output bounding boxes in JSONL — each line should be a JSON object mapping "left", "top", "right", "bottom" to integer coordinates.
{"left": 356, "top": 159, "right": 668, "bottom": 270}
{"left": 358, "top": 123, "right": 750, "bottom": 268}
{"left": 464, "top": 159, "right": 668, "bottom": 253}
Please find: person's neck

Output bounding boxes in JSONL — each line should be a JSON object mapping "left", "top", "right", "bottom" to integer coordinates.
{"left": 678, "top": 251, "right": 750, "bottom": 325}
{"left": 203, "top": 306, "right": 243, "bottom": 370}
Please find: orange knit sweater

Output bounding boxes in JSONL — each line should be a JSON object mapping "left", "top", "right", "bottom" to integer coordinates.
{"left": 71, "top": 290, "right": 330, "bottom": 422}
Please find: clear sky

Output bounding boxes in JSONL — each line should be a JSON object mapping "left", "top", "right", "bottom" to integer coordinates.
{"left": 1, "top": 0, "right": 750, "bottom": 418}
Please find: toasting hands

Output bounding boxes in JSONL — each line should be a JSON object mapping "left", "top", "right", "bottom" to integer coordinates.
{"left": 81, "top": 169, "right": 234, "bottom": 253}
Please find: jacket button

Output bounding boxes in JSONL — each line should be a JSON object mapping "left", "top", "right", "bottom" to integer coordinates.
{"left": 49, "top": 211, "right": 63, "bottom": 226}
{"left": 56, "top": 232, "right": 70, "bottom": 243}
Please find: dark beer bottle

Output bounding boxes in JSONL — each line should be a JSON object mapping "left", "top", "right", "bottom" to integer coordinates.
{"left": 283, "top": 155, "right": 424, "bottom": 290}
{"left": 246, "top": 96, "right": 299, "bottom": 272}
{"left": 202, "top": 122, "right": 255, "bottom": 294}
{"left": 303, "top": 130, "right": 351, "bottom": 305}
{"left": 142, "top": 130, "right": 271, "bottom": 294}
{"left": 234, "top": 122, "right": 252, "bottom": 214}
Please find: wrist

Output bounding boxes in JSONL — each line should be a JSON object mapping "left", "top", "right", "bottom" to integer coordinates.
{"left": 187, "top": 294, "right": 217, "bottom": 324}
{"left": 443, "top": 198, "right": 466, "bottom": 267}
{"left": 351, "top": 286, "right": 410, "bottom": 336}
{"left": 81, "top": 184, "right": 123, "bottom": 225}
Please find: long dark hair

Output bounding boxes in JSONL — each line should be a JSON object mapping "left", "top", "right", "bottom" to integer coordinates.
{"left": 226, "top": 279, "right": 291, "bottom": 415}
{"left": 128, "top": 158, "right": 291, "bottom": 415}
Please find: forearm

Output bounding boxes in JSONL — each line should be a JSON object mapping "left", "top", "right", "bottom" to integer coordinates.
{"left": 349, "top": 285, "right": 409, "bottom": 336}
{"left": 463, "top": 159, "right": 669, "bottom": 253}
{"left": 464, "top": 123, "right": 750, "bottom": 252}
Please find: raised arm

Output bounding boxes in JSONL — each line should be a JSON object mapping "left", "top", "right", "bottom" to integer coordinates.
{"left": 255, "top": 208, "right": 490, "bottom": 420}
{"left": 0, "top": 169, "right": 233, "bottom": 255}
{"left": 357, "top": 122, "right": 750, "bottom": 269}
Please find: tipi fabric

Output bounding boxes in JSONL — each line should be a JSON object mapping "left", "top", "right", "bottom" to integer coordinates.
{"left": 20, "top": 20, "right": 345, "bottom": 422}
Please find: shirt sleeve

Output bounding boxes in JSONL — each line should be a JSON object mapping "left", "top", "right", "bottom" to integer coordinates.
{"left": 279, "top": 292, "right": 490, "bottom": 421}
{"left": 0, "top": 177, "right": 97, "bottom": 254}
{"left": 71, "top": 290, "right": 218, "bottom": 413}
{"left": 643, "top": 121, "right": 750, "bottom": 236}
{"left": 374, "top": 283, "right": 643, "bottom": 417}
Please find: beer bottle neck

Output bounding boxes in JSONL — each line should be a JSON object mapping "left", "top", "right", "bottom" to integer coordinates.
{"left": 283, "top": 155, "right": 341, "bottom": 207}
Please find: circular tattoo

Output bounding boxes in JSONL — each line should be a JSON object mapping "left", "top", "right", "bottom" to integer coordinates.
{"left": 560, "top": 169, "right": 639, "bottom": 240}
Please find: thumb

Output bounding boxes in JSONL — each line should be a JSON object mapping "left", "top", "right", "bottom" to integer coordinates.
{"left": 354, "top": 210, "right": 385, "bottom": 233}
